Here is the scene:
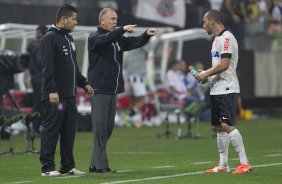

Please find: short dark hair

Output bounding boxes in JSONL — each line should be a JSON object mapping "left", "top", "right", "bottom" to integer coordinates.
{"left": 56, "top": 4, "right": 77, "bottom": 23}
{"left": 167, "top": 59, "right": 184, "bottom": 70}
{"left": 36, "top": 25, "right": 48, "bottom": 35}
{"left": 206, "top": 10, "right": 223, "bottom": 24}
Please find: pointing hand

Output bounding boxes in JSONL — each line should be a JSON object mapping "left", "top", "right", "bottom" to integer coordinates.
{"left": 147, "top": 28, "right": 158, "bottom": 36}
{"left": 123, "top": 24, "right": 137, "bottom": 33}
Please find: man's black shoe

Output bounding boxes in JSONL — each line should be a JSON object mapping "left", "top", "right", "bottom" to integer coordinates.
{"left": 96, "top": 168, "right": 116, "bottom": 173}
{"left": 89, "top": 166, "right": 97, "bottom": 173}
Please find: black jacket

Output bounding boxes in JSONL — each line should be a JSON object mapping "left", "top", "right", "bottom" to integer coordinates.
{"left": 87, "top": 26, "right": 151, "bottom": 95}
{"left": 27, "top": 39, "right": 42, "bottom": 84}
{"left": 41, "top": 25, "right": 88, "bottom": 101}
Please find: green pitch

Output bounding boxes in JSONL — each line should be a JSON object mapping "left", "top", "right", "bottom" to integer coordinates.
{"left": 0, "top": 118, "right": 282, "bottom": 184}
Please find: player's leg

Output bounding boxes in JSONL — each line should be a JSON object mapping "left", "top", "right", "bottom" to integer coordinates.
{"left": 130, "top": 75, "right": 147, "bottom": 112}
{"left": 129, "top": 75, "right": 147, "bottom": 125}
{"left": 206, "top": 95, "right": 230, "bottom": 173}
{"left": 220, "top": 93, "right": 252, "bottom": 174}
{"left": 229, "top": 127, "right": 252, "bottom": 174}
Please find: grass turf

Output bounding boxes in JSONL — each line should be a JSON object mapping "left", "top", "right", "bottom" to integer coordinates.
{"left": 0, "top": 118, "right": 282, "bottom": 184}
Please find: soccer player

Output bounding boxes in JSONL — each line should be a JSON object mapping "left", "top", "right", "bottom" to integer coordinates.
{"left": 196, "top": 10, "right": 252, "bottom": 174}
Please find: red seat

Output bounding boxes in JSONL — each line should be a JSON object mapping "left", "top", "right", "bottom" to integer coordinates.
{"left": 116, "top": 96, "right": 131, "bottom": 109}
{"left": 2, "top": 91, "right": 34, "bottom": 113}
{"left": 170, "top": 100, "right": 187, "bottom": 106}
{"left": 20, "top": 107, "right": 33, "bottom": 113}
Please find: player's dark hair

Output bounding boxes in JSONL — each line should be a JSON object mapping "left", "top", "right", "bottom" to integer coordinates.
{"left": 36, "top": 25, "right": 48, "bottom": 35}
{"left": 167, "top": 59, "right": 184, "bottom": 70}
{"left": 206, "top": 10, "right": 223, "bottom": 24}
{"left": 56, "top": 4, "right": 77, "bottom": 23}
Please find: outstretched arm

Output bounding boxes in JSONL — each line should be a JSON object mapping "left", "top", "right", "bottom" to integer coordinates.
{"left": 88, "top": 27, "right": 125, "bottom": 50}
{"left": 121, "top": 28, "right": 158, "bottom": 51}
{"left": 88, "top": 25, "right": 140, "bottom": 51}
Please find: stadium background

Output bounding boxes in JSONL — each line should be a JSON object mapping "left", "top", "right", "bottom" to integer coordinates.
{"left": 0, "top": 1, "right": 282, "bottom": 184}
{"left": 1, "top": 0, "right": 282, "bottom": 115}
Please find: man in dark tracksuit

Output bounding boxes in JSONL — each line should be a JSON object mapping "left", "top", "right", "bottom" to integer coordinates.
{"left": 87, "top": 8, "right": 157, "bottom": 173}
{"left": 27, "top": 25, "right": 47, "bottom": 134}
{"left": 40, "top": 4, "right": 93, "bottom": 177}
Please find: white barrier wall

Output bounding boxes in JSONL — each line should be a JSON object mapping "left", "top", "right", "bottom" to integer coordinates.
{"left": 255, "top": 51, "right": 282, "bottom": 97}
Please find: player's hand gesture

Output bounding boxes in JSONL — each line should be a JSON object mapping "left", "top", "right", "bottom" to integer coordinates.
{"left": 147, "top": 28, "right": 158, "bottom": 36}
{"left": 123, "top": 24, "right": 136, "bottom": 33}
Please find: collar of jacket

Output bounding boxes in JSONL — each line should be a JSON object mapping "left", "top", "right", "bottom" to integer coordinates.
{"left": 97, "top": 26, "right": 110, "bottom": 34}
{"left": 49, "top": 24, "right": 71, "bottom": 35}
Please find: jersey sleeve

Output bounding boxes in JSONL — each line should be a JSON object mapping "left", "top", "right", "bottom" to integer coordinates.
{"left": 220, "top": 34, "right": 232, "bottom": 59}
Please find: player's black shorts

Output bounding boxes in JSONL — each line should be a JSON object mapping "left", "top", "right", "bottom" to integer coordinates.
{"left": 210, "top": 93, "right": 238, "bottom": 126}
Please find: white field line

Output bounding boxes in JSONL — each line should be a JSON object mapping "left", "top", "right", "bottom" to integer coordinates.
{"left": 230, "top": 158, "right": 240, "bottom": 161}
{"left": 153, "top": 166, "right": 175, "bottom": 169}
{"left": 116, "top": 170, "right": 134, "bottom": 173}
{"left": 265, "top": 154, "right": 282, "bottom": 157}
{"left": 6, "top": 182, "right": 33, "bottom": 184}
{"left": 111, "top": 152, "right": 184, "bottom": 155}
{"left": 7, "top": 163, "right": 282, "bottom": 184}
{"left": 191, "top": 161, "right": 213, "bottom": 165}
{"left": 53, "top": 175, "right": 85, "bottom": 179}
{"left": 100, "top": 162, "right": 282, "bottom": 184}
{"left": 252, "top": 163, "right": 282, "bottom": 168}
{"left": 101, "top": 171, "right": 205, "bottom": 184}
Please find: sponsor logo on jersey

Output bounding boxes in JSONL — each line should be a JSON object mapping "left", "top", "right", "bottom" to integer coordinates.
{"left": 224, "top": 37, "right": 230, "bottom": 51}
{"left": 211, "top": 51, "right": 220, "bottom": 58}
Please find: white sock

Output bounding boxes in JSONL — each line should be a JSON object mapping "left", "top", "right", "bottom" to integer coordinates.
{"left": 229, "top": 129, "right": 248, "bottom": 164}
{"left": 217, "top": 132, "right": 229, "bottom": 166}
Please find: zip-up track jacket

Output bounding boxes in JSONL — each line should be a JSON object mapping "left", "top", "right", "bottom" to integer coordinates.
{"left": 41, "top": 25, "right": 88, "bottom": 101}
{"left": 87, "top": 26, "right": 151, "bottom": 95}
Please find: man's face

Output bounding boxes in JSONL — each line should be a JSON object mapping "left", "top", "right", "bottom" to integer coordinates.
{"left": 100, "top": 10, "right": 118, "bottom": 32}
{"left": 63, "top": 12, "right": 77, "bottom": 31}
{"left": 202, "top": 14, "right": 212, "bottom": 35}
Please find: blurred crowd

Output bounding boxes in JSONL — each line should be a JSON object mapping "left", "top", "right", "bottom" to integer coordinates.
{"left": 97, "top": 0, "right": 282, "bottom": 51}
{"left": 1, "top": 0, "right": 281, "bottom": 50}
{"left": 1, "top": 0, "right": 281, "bottom": 128}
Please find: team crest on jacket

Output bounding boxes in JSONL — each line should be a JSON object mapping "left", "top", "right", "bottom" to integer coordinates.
{"left": 57, "top": 103, "right": 63, "bottom": 110}
{"left": 71, "top": 42, "right": 76, "bottom": 51}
